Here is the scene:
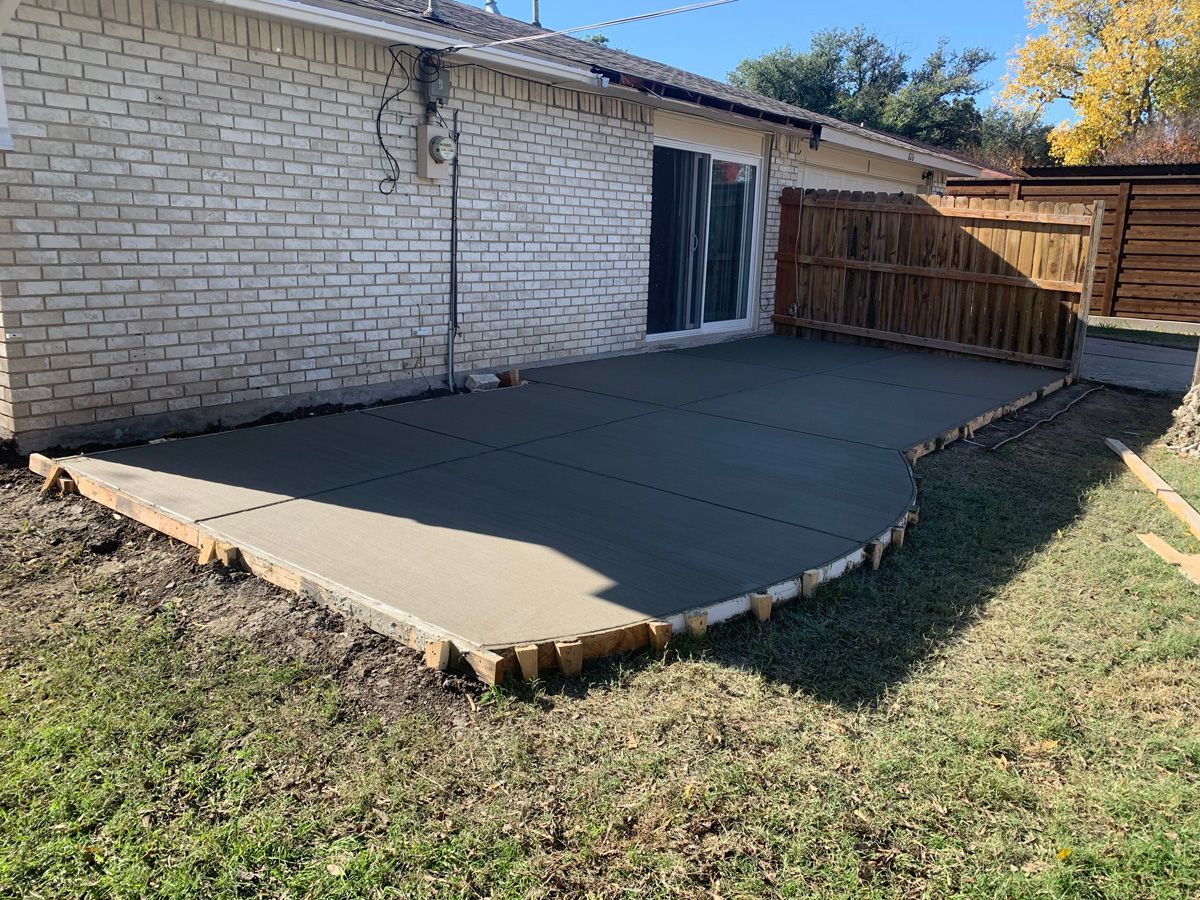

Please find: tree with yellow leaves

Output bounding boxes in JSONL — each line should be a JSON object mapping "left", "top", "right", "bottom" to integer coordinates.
{"left": 1003, "top": 0, "right": 1200, "bottom": 164}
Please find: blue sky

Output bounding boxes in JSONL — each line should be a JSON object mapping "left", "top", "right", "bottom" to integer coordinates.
{"left": 532, "top": 0, "right": 1070, "bottom": 125}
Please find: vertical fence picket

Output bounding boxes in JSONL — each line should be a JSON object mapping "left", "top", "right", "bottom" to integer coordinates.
{"left": 771, "top": 190, "right": 1100, "bottom": 369}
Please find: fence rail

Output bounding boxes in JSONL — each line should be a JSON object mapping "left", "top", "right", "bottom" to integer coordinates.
{"left": 947, "top": 175, "right": 1200, "bottom": 322}
{"left": 772, "top": 190, "right": 1103, "bottom": 372}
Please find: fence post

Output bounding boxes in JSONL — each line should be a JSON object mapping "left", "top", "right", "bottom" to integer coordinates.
{"left": 1099, "top": 180, "right": 1131, "bottom": 317}
{"left": 1070, "top": 199, "right": 1106, "bottom": 381}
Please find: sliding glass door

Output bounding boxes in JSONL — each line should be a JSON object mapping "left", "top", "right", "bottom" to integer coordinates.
{"left": 648, "top": 144, "right": 759, "bottom": 337}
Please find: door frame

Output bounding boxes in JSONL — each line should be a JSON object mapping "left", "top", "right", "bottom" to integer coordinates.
{"left": 645, "top": 135, "right": 767, "bottom": 342}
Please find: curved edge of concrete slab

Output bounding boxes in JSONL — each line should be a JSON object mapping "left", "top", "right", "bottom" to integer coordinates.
{"left": 27, "top": 374, "right": 1071, "bottom": 687}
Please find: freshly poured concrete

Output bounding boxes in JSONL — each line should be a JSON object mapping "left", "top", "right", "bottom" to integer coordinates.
{"left": 517, "top": 409, "right": 913, "bottom": 541}
{"left": 209, "top": 452, "right": 859, "bottom": 646}
{"left": 830, "top": 352, "right": 1063, "bottom": 401}
{"left": 678, "top": 335, "right": 899, "bottom": 373}
{"left": 50, "top": 336, "right": 1063, "bottom": 650}
{"left": 526, "top": 351, "right": 796, "bottom": 406}
{"left": 368, "top": 382, "right": 657, "bottom": 448}
{"left": 683, "top": 373, "right": 995, "bottom": 449}
{"left": 58, "top": 412, "right": 487, "bottom": 522}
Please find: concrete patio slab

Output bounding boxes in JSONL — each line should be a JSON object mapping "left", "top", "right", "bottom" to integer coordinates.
{"left": 516, "top": 409, "right": 913, "bottom": 541}
{"left": 205, "top": 451, "right": 859, "bottom": 648}
{"left": 683, "top": 373, "right": 996, "bottom": 449}
{"left": 54, "top": 412, "right": 487, "bottom": 523}
{"left": 32, "top": 336, "right": 1067, "bottom": 680}
{"left": 677, "top": 334, "right": 901, "bottom": 373}
{"left": 832, "top": 352, "right": 1058, "bottom": 400}
{"left": 367, "top": 382, "right": 657, "bottom": 448}
{"left": 526, "top": 351, "right": 798, "bottom": 406}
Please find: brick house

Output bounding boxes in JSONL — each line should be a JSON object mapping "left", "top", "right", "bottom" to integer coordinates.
{"left": 0, "top": 0, "right": 993, "bottom": 451}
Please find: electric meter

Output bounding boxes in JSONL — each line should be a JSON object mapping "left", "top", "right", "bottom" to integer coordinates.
{"left": 417, "top": 124, "right": 453, "bottom": 180}
{"left": 430, "top": 135, "right": 457, "bottom": 164}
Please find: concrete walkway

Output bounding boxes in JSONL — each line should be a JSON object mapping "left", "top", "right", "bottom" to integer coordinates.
{"left": 43, "top": 337, "right": 1062, "bottom": 657}
{"left": 1083, "top": 337, "right": 1195, "bottom": 393}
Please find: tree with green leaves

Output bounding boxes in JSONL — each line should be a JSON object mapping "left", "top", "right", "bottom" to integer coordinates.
{"left": 729, "top": 28, "right": 1032, "bottom": 157}
{"left": 728, "top": 27, "right": 907, "bottom": 128}
{"left": 966, "top": 107, "right": 1055, "bottom": 171}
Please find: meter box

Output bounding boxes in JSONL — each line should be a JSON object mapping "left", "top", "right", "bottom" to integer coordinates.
{"left": 417, "top": 123, "right": 456, "bottom": 180}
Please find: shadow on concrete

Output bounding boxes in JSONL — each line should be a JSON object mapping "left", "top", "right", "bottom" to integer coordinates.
{"left": 46, "top": 338, "right": 1091, "bottom": 697}
{"left": 544, "top": 386, "right": 1174, "bottom": 708}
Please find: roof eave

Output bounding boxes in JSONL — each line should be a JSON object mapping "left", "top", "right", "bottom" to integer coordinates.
{"left": 206, "top": 0, "right": 604, "bottom": 86}
{"left": 818, "top": 126, "right": 984, "bottom": 176}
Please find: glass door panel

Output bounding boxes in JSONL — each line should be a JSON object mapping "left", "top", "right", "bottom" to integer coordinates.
{"left": 647, "top": 145, "right": 710, "bottom": 335}
{"left": 703, "top": 159, "right": 757, "bottom": 324}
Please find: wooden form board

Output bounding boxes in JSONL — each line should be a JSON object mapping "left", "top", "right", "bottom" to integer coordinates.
{"left": 772, "top": 190, "right": 1101, "bottom": 369}
{"left": 948, "top": 177, "right": 1200, "bottom": 322}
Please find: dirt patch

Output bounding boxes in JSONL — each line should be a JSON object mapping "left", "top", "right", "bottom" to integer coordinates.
{"left": 0, "top": 447, "right": 481, "bottom": 724}
{"left": 963, "top": 382, "right": 1107, "bottom": 451}
{"left": 1163, "top": 384, "right": 1200, "bottom": 457}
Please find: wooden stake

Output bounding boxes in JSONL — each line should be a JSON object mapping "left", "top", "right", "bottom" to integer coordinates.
{"left": 683, "top": 611, "right": 708, "bottom": 638}
{"left": 424, "top": 640, "right": 451, "bottom": 671}
{"left": 868, "top": 540, "right": 885, "bottom": 570}
{"left": 198, "top": 538, "right": 240, "bottom": 568}
{"left": 465, "top": 649, "right": 510, "bottom": 686}
{"left": 514, "top": 644, "right": 539, "bottom": 681}
{"left": 749, "top": 592, "right": 772, "bottom": 622}
{"left": 801, "top": 569, "right": 820, "bottom": 598}
{"left": 58, "top": 476, "right": 78, "bottom": 496}
{"left": 555, "top": 640, "right": 583, "bottom": 677}
{"left": 890, "top": 524, "right": 906, "bottom": 549}
{"left": 646, "top": 620, "right": 672, "bottom": 651}
{"left": 197, "top": 537, "right": 218, "bottom": 566}
{"left": 39, "top": 464, "right": 64, "bottom": 494}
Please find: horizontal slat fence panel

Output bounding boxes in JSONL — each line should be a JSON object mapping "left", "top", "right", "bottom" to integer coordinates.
{"left": 772, "top": 190, "right": 1101, "bottom": 372}
{"left": 948, "top": 175, "right": 1200, "bottom": 322}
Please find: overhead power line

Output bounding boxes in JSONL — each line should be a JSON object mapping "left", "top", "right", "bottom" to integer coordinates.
{"left": 445, "top": 0, "right": 739, "bottom": 52}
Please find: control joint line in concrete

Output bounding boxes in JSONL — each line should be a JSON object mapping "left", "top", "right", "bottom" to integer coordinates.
{"left": 195, "top": 447, "right": 496, "bottom": 525}
{"left": 361, "top": 402, "right": 663, "bottom": 451}
{"left": 674, "top": 403, "right": 910, "bottom": 453}
{"left": 503, "top": 446, "right": 895, "bottom": 544}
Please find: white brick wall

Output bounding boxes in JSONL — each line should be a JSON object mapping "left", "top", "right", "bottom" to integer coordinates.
{"left": 0, "top": 0, "right": 945, "bottom": 450}
{"left": 0, "top": 0, "right": 654, "bottom": 447}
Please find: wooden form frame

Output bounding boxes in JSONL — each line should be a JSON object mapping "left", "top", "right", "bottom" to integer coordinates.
{"left": 772, "top": 190, "right": 1104, "bottom": 373}
{"left": 27, "top": 377, "right": 1067, "bottom": 686}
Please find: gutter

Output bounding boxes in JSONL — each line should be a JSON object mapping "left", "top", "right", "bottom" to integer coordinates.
{"left": 592, "top": 66, "right": 820, "bottom": 140}
{"left": 817, "top": 126, "right": 982, "bottom": 177}
{"left": 207, "top": 0, "right": 605, "bottom": 88}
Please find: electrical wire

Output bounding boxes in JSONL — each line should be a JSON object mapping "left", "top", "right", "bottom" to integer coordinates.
{"left": 987, "top": 385, "right": 1105, "bottom": 452}
{"left": 375, "top": 44, "right": 412, "bottom": 195}
{"left": 442, "top": 0, "right": 738, "bottom": 52}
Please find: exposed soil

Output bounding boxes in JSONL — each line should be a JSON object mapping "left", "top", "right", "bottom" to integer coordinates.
{"left": 1163, "top": 383, "right": 1200, "bottom": 457}
{"left": 0, "top": 445, "right": 481, "bottom": 725}
{"left": 963, "top": 381, "right": 1108, "bottom": 450}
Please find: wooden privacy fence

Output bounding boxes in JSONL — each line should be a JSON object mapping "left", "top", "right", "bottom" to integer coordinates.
{"left": 948, "top": 170, "right": 1200, "bottom": 323}
{"left": 772, "top": 189, "right": 1104, "bottom": 372}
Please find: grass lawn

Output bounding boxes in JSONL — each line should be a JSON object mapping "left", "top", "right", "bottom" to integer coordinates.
{"left": 1087, "top": 323, "right": 1200, "bottom": 352}
{"left": 2, "top": 388, "right": 1199, "bottom": 898}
